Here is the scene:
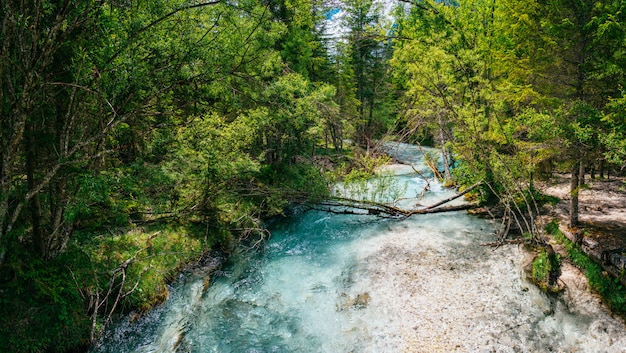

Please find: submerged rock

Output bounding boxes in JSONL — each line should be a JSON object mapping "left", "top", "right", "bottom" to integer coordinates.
{"left": 336, "top": 292, "right": 371, "bottom": 311}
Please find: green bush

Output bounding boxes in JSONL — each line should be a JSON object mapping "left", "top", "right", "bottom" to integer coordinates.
{"left": 530, "top": 245, "right": 561, "bottom": 293}
{"left": 532, "top": 249, "right": 552, "bottom": 283}
{"left": 0, "top": 245, "right": 91, "bottom": 353}
{"left": 0, "top": 223, "right": 208, "bottom": 353}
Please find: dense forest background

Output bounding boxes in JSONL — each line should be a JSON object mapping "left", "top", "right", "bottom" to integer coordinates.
{"left": 1, "top": 0, "right": 625, "bottom": 351}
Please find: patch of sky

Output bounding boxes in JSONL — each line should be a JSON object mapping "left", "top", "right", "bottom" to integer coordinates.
{"left": 325, "top": 8, "right": 340, "bottom": 20}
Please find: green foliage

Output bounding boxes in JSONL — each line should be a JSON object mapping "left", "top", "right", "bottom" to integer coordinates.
{"left": 260, "top": 160, "right": 331, "bottom": 209}
{"left": 0, "top": 245, "right": 91, "bottom": 353}
{"left": 392, "top": 0, "right": 625, "bottom": 237}
{"left": 332, "top": 152, "right": 406, "bottom": 204}
{"left": 339, "top": 171, "right": 407, "bottom": 205}
{"left": 1, "top": 0, "right": 340, "bottom": 350}
{"left": 65, "top": 162, "right": 179, "bottom": 228}
{"left": 341, "top": 0, "right": 395, "bottom": 144}
{"left": 451, "top": 160, "right": 486, "bottom": 202}
{"left": 84, "top": 225, "right": 205, "bottom": 310}
{"left": 271, "top": 0, "right": 316, "bottom": 76}
{"left": 554, "top": 101, "right": 604, "bottom": 153}
{"left": 0, "top": 222, "right": 210, "bottom": 353}
{"left": 602, "top": 92, "right": 626, "bottom": 167}
{"left": 531, "top": 250, "right": 550, "bottom": 282}
{"left": 241, "top": 73, "right": 340, "bottom": 168}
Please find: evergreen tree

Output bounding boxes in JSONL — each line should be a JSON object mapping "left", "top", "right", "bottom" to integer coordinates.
{"left": 342, "top": 0, "right": 392, "bottom": 148}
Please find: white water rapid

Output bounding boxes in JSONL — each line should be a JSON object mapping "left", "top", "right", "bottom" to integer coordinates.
{"left": 92, "top": 143, "right": 626, "bottom": 353}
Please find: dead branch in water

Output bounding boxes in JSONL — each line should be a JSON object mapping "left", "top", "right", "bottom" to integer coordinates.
{"left": 421, "top": 181, "right": 481, "bottom": 210}
{"left": 310, "top": 202, "right": 474, "bottom": 218}
{"left": 312, "top": 183, "right": 481, "bottom": 218}
{"left": 481, "top": 238, "right": 527, "bottom": 248}
{"left": 404, "top": 204, "right": 475, "bottom": 216}
{"left": 417, "top": 144, "right": 444, "bottom": 181}
{"left": 314, "top": 196, "right": 408, "bottom": 218}
{"left": 410, "top": 165, "right": 431, "bottom": 200}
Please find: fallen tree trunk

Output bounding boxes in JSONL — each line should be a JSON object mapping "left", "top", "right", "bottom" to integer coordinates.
{"left": 310, "top": 202, "right": 474, "bottom": 218}
{"left": 311, "top": 183, "right": 480, "bottom": 218}
{"left": 313, "top": 201, "right": 405, "bottom": 218}
{"left": 404, "top": 204, "right": 474, "bottom": 216}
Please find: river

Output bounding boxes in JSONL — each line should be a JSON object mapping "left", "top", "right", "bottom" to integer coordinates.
{"left": 92, "top": 143, "right": 626, "bottom": 353}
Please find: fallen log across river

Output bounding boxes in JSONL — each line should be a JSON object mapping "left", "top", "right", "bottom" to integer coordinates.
{"left": 310, "top": 181, "right": 481, "bottom": 218}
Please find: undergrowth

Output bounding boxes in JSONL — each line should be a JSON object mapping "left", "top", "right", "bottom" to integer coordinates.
{"left": 546, "top": 220, "right": 626, "bottom": 316}
{"left": 0, "top": 223, "right": 207, "bottom": 353}
{"left": 531, "top": 247, "right": 561, "bottom": 293}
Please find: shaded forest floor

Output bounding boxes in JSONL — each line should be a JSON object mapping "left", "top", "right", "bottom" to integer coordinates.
{"left": 540, "top": 174, "right": 626, "bottom": 254}
{"left": 536, "top": 174, "right": 626, "bottom": 322}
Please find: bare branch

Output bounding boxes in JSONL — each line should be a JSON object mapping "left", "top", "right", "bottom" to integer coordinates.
{"left": 422, "top": 181, "right": 481, "bottom": 210}
{"left": 105, "top": 1, "right": 223, "bottom": 67}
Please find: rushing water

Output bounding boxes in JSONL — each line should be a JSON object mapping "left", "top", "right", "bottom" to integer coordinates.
{"left": 93, "top": 143, "right": 626, "bottom": 353}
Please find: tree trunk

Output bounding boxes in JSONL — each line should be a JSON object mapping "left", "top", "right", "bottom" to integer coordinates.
{"left": 441, "top": 143, "right": 451, "bottom": 181}
{"left": 46, "top": 177, "right": 69, "bottom": 259}
{"left": 436, "top": 112, "right": 452, "bottom": 181}
{"left": 26, "top": 123, "right": 45, "bottom": 256}
{"left": 569, "top": 161, "right": 580, "bottom": 228}
{"left": 579, "top": 159, "right": 585, "bottom": 186}
{"left": 599, "top": 159, "right": 604, "bottom": 179}
{"left": 440, "top": 132, "right": 451, "bottom": 181}
{"left": 590, "top": 160, "right": 595, "bottom": 179}
{"left": 338, "top": 123, "right": 343, "bottom": 152}
{"left": 483, "top": 159, "right": 498, "bottom": 204}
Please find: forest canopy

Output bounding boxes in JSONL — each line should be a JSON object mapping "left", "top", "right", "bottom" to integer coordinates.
{"left": 1, "top": 0, "right": 625, "bottom": 351}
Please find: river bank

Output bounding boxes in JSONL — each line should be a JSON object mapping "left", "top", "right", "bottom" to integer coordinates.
{"left": 537, "top": 173, "right": 626, "bottom": 319}
{"left": 541, "top": 174, "right": 626, "bottom": 274}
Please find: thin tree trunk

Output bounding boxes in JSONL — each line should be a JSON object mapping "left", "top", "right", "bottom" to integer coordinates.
{"left": 569, "top": 161, "right": 580, "bottom": 228}
{"left": 599, "top": 159, "right": 604, "bottom": 179}
{"left": 26, "top": 123, "right": 45, "bottom": 256}
{"left": 579, "top": 159, "right": 585, "bottom": 186}
{"left": 338, "top": 124, "right": 343, "bottom": 152}
{"left": 441, "top": 137, "right": 451, "bottom": 181}
{"left": 441, "top": 144, "right": 451, "bottom": 180}
{"left": 47, "top": 177, "right": 69, "bottom": 259}
{"left": 590, "top": 160, "right": 595, "bottom": 179}
{"left": 437, "top": 113, "right": 452, "bottom": 181}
